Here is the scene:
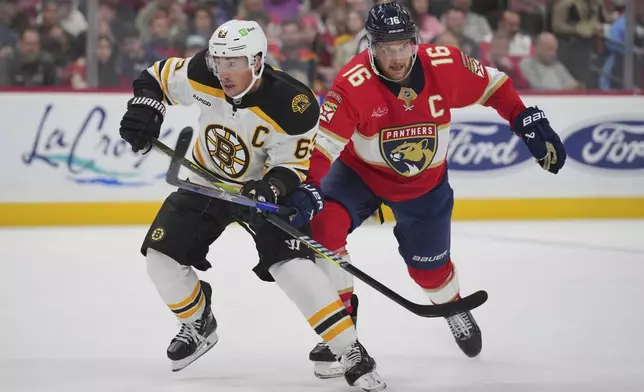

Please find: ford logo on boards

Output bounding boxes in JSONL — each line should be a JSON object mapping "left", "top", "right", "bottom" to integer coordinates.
{"left": 448, "top": 122, "right": 532, "bottom": 171}
{"left": 563, "top": 120, "right": 644, "bottom": 170}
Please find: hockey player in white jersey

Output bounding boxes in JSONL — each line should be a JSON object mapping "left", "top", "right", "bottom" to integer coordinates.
{"left": 118, "top": 20, "right": 385, "bottom": 391}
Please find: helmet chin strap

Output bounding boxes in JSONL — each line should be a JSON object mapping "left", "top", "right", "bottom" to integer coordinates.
{"left": 214, "top": 57, "right": 266, "bottom": 101}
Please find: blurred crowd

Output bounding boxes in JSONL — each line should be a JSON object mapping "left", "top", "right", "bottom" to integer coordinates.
{"left": 0, "top": 0, "right": 642, "bottom": 93}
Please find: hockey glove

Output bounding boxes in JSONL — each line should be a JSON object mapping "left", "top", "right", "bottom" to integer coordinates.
{"left": 237, "top": 179, "right": 281, "bottom": 226}
{"left": 282, "top": 183, "right": 324, "bottom": 229}
{"left": 513, "top": 106, "right": 566, "bottom": 174}
{"left": 119, "top": 97, "right": 166, "bottom": 153}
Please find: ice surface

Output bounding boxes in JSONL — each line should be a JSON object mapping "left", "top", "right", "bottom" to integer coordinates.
{"left": 1, "top": 220, "right": 643, "bottom": 392}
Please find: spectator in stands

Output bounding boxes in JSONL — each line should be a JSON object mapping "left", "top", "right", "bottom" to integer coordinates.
{"left": 434, "top": 31, "right": 460, "bottom": 47}
{"left": 136, "top": 0, "right": 182, "bottom": 42}
{"left": 70, "top": 36, "right": 119, "bottom": 89}
{"left": 183, "top": 34, "right": 207, "bottom": 57}
{"left": 273, "top": 19, "right": 317, "bottom": 88}
{"left": 434, "top": 8, "right": 480, "bottom": 58}
{"left": 407, "top": 0, "right": 444, "bottom": 43}
{"left": 202, "top": 0, "right": 229, "bottom": 27}
{"left": 56, "top": 0, "right": 88, "bottom": 38}
{"left": 520, "top": 32, "right": 580, "bottom": 90}
{"left": 145, "top": 12, "right": 181, "bottom": 59}
{"left": 118, "top": 26, "right": 158, "bottom": 86}
{"left": 552, "top": 0, "right": 608, "bottom": 87}
{"left": 486, "top": 10, "right": 532, "bottom": 57}
{"left": 449, "top": 0, "right": 491, "bottom": 42}
{"left": 0, "top": 1, "right": 18, "bottom": 58}
{"left": 237, "top": 0, "right": 266, "bottom": 20}
{"left": 599, "top": 2, "right": 644, "bottom": 89}
{"left": 482, "top": 33, "right": 529, "bottom": 89}
{"left": 190, "top": 6, "right": 214, "bottom": 42}
{"left": 247, "top": 10, "right": 281, "bottom": 68}
{"left": 332, "top": 9, "right": 364, "bottom": 72}
{"left": 38, "top": 0, "right": 76, "bottom": 69}
{"left": 264, "top": 0, "right": 300, "bottom": 23}
{"left": 0, "top": 27, "right": 58, "bottom": 86}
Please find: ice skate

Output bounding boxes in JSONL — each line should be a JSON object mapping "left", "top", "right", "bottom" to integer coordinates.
{"left": 309, "top": 294, "right": 359, "bottom": 378}
{"left": 341, "top": 340, "right": 386, "bottom": 392}
{"left": 167, "top": 281, "right": 219, "bottom": 371}
{"left": 446, "top": 310, "right": 482, "bottom": 358}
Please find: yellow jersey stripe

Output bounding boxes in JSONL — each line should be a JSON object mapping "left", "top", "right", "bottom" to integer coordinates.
{"left": 249, "top": 107, "right": 286, "bottom": 135}
{"left": 189, "top": 79, "right": 226, "bottom": 98}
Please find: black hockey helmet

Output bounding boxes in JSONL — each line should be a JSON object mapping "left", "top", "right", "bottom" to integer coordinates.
{"left": 365, "top": 2, "right": 417, "bottom": 44}
{"left": 364, "top": 2, "right": 418, "bottom": 82}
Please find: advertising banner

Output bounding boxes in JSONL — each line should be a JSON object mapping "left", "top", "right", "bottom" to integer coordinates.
{"left": 1, "top": 92, "right": 642, "bottom": 225}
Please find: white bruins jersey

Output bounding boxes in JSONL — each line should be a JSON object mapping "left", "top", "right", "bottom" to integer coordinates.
{"left": 141, "top": 50, "right": 320, "bottom": 192}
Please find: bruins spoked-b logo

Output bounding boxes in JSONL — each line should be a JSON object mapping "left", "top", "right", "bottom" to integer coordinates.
{"left": 204, "top": 124, "right": 250, "bottom": 178}
{"left": 379, "top": 123, "right": 438, "bottom": 177}
{"left": 150, "top": 227, "right": 166, "bottom": 242}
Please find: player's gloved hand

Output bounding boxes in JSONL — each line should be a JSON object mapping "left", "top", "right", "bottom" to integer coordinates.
{"left": 119, "top": 96, "right": 166, "bottom": 153}
{"left": 282, "top": 183, "right": 324, "bottom": 229}
{"left": 513, "top": 106, "right": 566, "bottom": 174}
{"left": 237, "top": 179, "right": 280, "bottom": 226}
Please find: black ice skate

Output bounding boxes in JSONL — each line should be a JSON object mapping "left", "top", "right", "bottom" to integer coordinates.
{"left": 445, "top": 311, "right": 482, "bottom": 358}
{"left": 309, "top": 294, "right": 359, "bottom": 379}
{"left": 167, "top": 281, "right": 219, "bottom": 371}
{"left": 341, "top": 341, "right": 386, "bottom": 392}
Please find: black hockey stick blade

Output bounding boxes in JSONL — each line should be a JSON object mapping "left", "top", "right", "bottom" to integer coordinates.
{"left": 264, "top": 213, "right": 489, "bottom": 318}
{"left": 164, "top": 126, "right": 193, "bottom": 186}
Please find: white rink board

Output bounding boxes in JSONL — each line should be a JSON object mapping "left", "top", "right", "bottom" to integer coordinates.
{"left": 1, "top": 92, "right": 643, "bottom": 203}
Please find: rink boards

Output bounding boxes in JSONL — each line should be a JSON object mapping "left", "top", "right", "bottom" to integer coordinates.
{"left": 0, "top": 91, "right": 642, "bottom": 225}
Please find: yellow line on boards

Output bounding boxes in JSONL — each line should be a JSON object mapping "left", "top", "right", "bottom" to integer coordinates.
{"left": 0, "top": 197, "right": 642, "bottom": 226}
{"left": 0, "top": 202, "right": 163, "bottom": 226}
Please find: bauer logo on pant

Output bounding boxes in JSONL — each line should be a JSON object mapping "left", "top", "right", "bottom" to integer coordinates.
{"left": 151, "top": 227, "right": 166, "bottom": 242}
{"left": 379, "top": 123, "right": 438, "bottom": 177}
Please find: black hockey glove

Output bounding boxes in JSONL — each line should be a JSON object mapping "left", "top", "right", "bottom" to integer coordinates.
{"left": 513, "top": 106, "right": 566, "bottom": 174}
{"left": 282, "top": 183, "right": 324, "bottom": 229}
{"left": 237, "top": 179, "right": 281, "bottom": 226}
{"left": 119, "top": 97, "right": 166, "bottom": 153}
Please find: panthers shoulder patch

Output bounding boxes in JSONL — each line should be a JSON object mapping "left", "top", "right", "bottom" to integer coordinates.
{"left": 460, "top": 52, "right": 485, "bottom": 78}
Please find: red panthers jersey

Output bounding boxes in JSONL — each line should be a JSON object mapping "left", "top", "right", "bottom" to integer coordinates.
{"left": 308, "top": 44, "right": 527, "bottom": 202}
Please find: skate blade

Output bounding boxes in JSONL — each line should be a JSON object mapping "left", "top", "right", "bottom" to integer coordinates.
{"left": 171, "top": 332, "right": 219, "bottom": 372}
{"left": 355, "top": 370, "right": 386, "bottom": 392}
{"left": 313, "top": 361, "right": 344, "bottom": 379}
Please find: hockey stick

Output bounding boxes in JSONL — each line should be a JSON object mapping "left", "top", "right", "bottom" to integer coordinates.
{"left": 153, "top": 127, "right": 488, "bottom": 318}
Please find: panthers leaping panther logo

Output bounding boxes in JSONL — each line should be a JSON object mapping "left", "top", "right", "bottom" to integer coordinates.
{"left": 390, "top": 139, "right": 435, "bottom": 176}
{"left": 380, "top": 123, "right": 438, "bottom": 177}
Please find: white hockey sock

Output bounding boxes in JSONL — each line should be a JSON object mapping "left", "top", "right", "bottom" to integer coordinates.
{"left": 269, "top": 258, "right": 357, "bottom": 356}
{"left": 316, "top": 248, "right": 355, "bottom": 312}
{"left": 146, "top": 248, "right": 206, "bottom": 323}
{"left": 424, "top": 265, "right": 460, "bottom": 304}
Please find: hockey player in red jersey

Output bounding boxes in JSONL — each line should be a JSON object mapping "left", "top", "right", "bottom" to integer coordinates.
{"left": 283, "top": 1, "right": 567, "bottom": 379}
